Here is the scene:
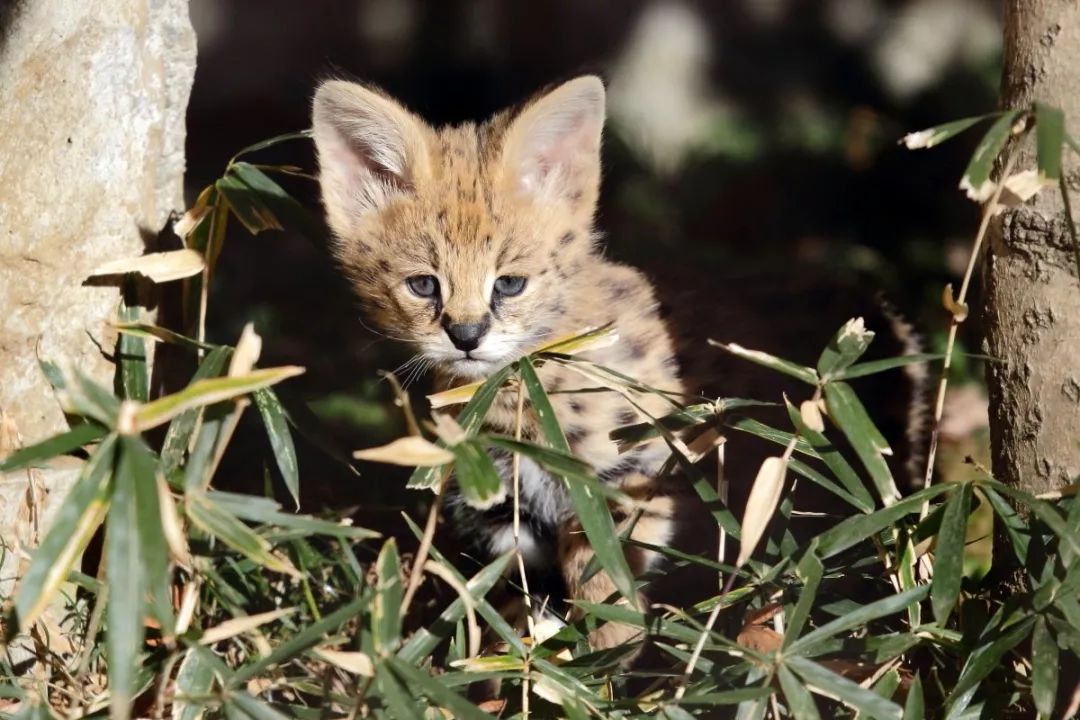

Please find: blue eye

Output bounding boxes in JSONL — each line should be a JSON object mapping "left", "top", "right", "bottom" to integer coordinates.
{"left": 494, "top": 275, "right": 527, "bottom": 297}
{"left": 406, "top": 275, "right": 439, "bottom": 298}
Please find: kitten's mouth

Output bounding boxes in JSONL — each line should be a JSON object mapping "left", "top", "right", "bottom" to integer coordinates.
{"left": 447, "top": 356, "right": 500, "bottom": 380}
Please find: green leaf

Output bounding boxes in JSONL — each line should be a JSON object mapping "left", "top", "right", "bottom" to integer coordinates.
{"left": 901, "top": 113, "right": 999, "bottom": 149}
{"left": 816, "top": 484, "right": 950, "bottom": 558}
{"left": 408, "top": 363, "right": 514, "bottom": 490}
{"left": 373, "top": 538, "right": 403, "bottom": 654}
{"left": 174, "top": 648, "right": 220, "bottom": 720}
{"left": 385, "top": 657, "right": 494, "bottom": 720}
{"left": 226, "top": 599, "right": 367, "bottom": 687}
{"left": 817, "top": 318, "right": 875, "bottom": 379}
{"left": 824, "top": 381, "right": 900, "bottom": 506}
{"left": 784, "top": 550, "right": 823, "bottom": 649}
{"left": 785, "top": 399, "right": 874, "bottom": 512}
{"left": 63, "top": 370, "right": 121, "bottom": 427}
{"left": 107, "top": 439, "right": 148, "bottom": 720}
{"left": 451, "top": 439, "right": 503, "bottom": 507}
{"left": 832, "top": 353, "right": 944, "bottom": 381}
{"left": 120, "top": 436, "right": 174, "bottom": 635}
{"left": 960, "top": 109, "right": 1024, "bottom": 201}
{"left": 376, "top": 661, "right": 425, "bottom": 720}
{"left": 227, "top": 692, "right": 292, "bottom": 720}
{"left": 12, "top": 435, "right": 116, "bottom": 629}
{"left": 186, "top": 492, "right": 297, "bottom": 575}
{"left": 778, "top": 665, "right": 822, "bottom": 720}
{"left": 903, "top": 672, "right": 924, "bottom": 720}
{"left": 519, "top": 356, "right": 637, "bottom": 606}
{"left": 207, "top": 490, "right": 378, "bottom": 539}
{"left": 1031, "top": 616, "right": 1059, "bottom": 718}
{"left": 709, "top": 340, "right": 819, "bottom": 385}
{"left": 789, "top": 585, "right": 929, "bottom": 654}
{"left": 228, "top": 162, "right": 320, "bottom": 239}
{"left": 980, "top": 485, "right": 1029, "bottom": 565}
{"left": 931, "top": 482, "right": 971, "bottom": 625}
{"left": 1035, "top": 102, "right": 1065, "bottom": 182}
{"left": 483, "top": 435, "right": 595, "bottom": 484}
{"left": 253, "top": 388, "right": 300, "bottom": 509}
{"left": 116, "top": 299, "right": 149, "bottom": 402}
{"left": 229, "top": 129, "right": 312, "bottom": 164}
{"left": 116, "top": 322, "right": 218, "bottom": 352}
{"left": 981, "top": 479, "right": 1080, "bottom": 558}
{"left": 216, "top": 172, "right": 282, "bottom": 234}
{"left": 135, "top": 365, "right": 304, "bottom": 433}
{"left": 397, "top": 546, "right": 515, "bottom": 663}
{"left": 946, "top": 614, "right": 1036, "bottom": 708}
{"left": 787, "top": 656, "right": 902, "bottom": 720}
{"left": 160, "top": 346, "right": 232, "bottom": 475}
{"left": 671, "top": 687, "right": 774, "bottom": 707}
{"left": 0, "top": 422, "right": 107, "bottom": 473}
{"left": 728, "top": 417, "right": 821, "bottom": 459}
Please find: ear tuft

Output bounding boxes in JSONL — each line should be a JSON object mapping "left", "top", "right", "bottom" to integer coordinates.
{"left": 500, "top": 75, "right": 606, "bottom": 202}
{"left": 311, "top": 80, "right": 430, "bottom": 237}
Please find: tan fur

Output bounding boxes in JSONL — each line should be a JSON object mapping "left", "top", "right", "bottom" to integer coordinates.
{"left": 313, "top": 76, "right": 686, "bottom": 651}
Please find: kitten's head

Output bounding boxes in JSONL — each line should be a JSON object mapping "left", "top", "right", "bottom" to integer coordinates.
{"left": 312, "top": 76, "right": 605, "bottom": 380}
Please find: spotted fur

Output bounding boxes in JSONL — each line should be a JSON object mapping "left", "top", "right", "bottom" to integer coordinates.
{"left": 312, "top": 76, "right": 683, "bottom": 650}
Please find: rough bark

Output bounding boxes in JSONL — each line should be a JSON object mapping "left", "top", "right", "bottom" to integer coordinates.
{"left": 984, "top": 0, "right": 1080, "bottom": 495}
{"left": 0, "top": 1, "right": 196, "bottom": 589}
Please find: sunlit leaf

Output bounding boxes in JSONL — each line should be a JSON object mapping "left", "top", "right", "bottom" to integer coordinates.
{"left": 89, "top": 248, "right": 205, "bottom": 283}
{"left": 0, "top": 422, "right": 107, "bottom": 473}
{"left": 709, "top": 340, "right": 818, "bottom": 385}
{"left": 736, "top": 456, "right": 788, "bottom": 567}
{"left": 1035, "top": 102, "right": 1065, "bottom": 183}
{"left": 931, "top": 482, "right": 971, "bottom": 625}
{"left": 824, "top": 381, "right": 899, "bottom": 506}
{"left": 959, "top": 109, "right": 1025, "bottom": 202}
{"left": 373, "top": 538, "right": 403, "bottom": 654}
{"left": 901, "top": 113, "right": 998, "bottom": 149}
{"left": 354, "top": 436, "right": 455, "bottom": 467}
{"left": 12, "top": 435, "right": 116, "bottom": 629}
{"left": 253, "top": 388, "right": 299, "bottom": 508}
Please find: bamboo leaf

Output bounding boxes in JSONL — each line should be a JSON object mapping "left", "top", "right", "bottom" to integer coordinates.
{"left": 519, "top": 356, "right": 637, "bottom": 605}
{"left": 789, "top": 585, "right": 929, "bottom": 654}
{"left": 832, "top": 353, "right": 945, "bottom": 381}
{"left": 903, "top": 672, "right": 924, "bottom": 720}
{"left": 89, "top": 248, "right": 205, "bottom": 283}
{"left": 160, "top": 346, "right": 232, "bottom": 475}
{"left": 901, "top": 113, "right": 998, "bottom": 149}
{"left": 787, "top": 656, "right": 902, "bottom": 720}
{"left": 186, "top": 493, "right": 298, "bottom": 576}
{"left": 785, "top": 399, "right": 875, "bottom": 512}
{"left": 816, "top": 317, "right": 875, "bottom": 379}
{"left": 116, "top": 300, "right": 148, "bottom": 402}
{"left": 12, "top": 435, "right": 116, "bottom": 629}
{"left": 931, "top": 482, "right": 971, "bottom": 625}
{"left": 1031, "top": 616, "right": 1059, "bottom": 718}
{"left": 122, "top": 436, "right": 174, "bottom": 635}
{"left": 200, "top": 608, "right": 297, "bottom": 645}
{"left": 135, "top": 366, "right": 304, "bottom": 433}
{"left": 385, "top": 657, "right": 494, "bottom": 720}
{"left": 709, "top": 340, "right": 819, "bottom": 385}
{"left": 959, "top": 109, "right": 1024, "bottom": 202}
{"left": 0, "top": 422, "right": 107, "bottom": 473}
{"left": 946, "top": 614, "right": 1036, "bottom": 708}
{"left": 1035, "top": 102, "right": 1065, "bottom": 182}
{"left": 778, "top": 665, "right": 822, "bottom": 720}
{"left": 736, "top": 456, "right": 788, "bottom": 567}
{"left": 252, "top": 388, "right": 300, "bottom": 508}
{"left": 824, "top": 381, "right": 900, "bottom": 506}
{"left": 373, "top": 538, "right": 403, "bottom": 654}
{"left": 450, "top": 440, "right": 504, "bottom": 507}
{"left": 817, "top": 484, "right": 950, "bottom": 558}
{"left": 173, "top": 648, "right": 219, "bottom": 720}
{"left": 216, "top": 173, "right": 282, "bottom": 234}
{"left": 229, "top": 129, "right": 312, "bottom": 164}
{"left": 116, "top": 322, "right": 217, "bottom": 352}
{"left": 228, "top": 162, "right": 320, "bottom": 239}
{"left": 107, "top": 438, "right": 148, "bottom": 720}
{"left": 784, "top": 550, "right": 823, "bottom": 649}
{"left": 409, "top": 363, "right": 514, "bottom": 490}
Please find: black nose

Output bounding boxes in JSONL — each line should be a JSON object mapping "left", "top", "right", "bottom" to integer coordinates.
{"left": 442, "top": 316, "right": 490, "bottom": 352}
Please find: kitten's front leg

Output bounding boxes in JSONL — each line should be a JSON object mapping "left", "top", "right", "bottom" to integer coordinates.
{"left": 558, "top": 474, "right": 675, "bottom": 651}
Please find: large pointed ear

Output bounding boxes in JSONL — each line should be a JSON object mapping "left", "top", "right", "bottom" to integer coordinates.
{"left": 311, "top": 80, "right": 431, "bottom": 237}
{"left": 499, "top": 75, "right": 605, "bottom": 206}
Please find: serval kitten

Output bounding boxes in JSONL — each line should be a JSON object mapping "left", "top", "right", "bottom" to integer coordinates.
{"left": 312, "top": 76, "right": 685, "bottom": 650}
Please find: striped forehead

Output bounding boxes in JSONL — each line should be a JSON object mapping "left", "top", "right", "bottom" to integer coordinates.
{"left": 429, "top": 124, "right": 498, "bottom": 251}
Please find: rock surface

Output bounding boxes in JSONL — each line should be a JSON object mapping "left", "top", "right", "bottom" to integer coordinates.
{"left": 0, "top": 0, "right": 195, "bottom": 582}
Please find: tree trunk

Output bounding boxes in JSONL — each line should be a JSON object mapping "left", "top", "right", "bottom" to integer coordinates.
{"left": 984, "top": 0, "right": 1080, "bottom": 495}
{"left": 0, "top": 0, "right": 196, "bottom": 591}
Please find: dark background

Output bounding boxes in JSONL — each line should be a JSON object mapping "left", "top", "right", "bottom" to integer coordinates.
{"left": 182, "top": 0, "right": 1000, "bottom": 535}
